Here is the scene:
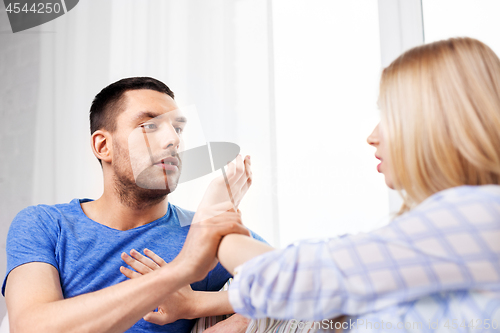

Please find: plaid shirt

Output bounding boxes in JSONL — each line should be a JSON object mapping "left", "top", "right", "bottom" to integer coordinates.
{"left": 229, "top": 185, "right": 500, "bottom": 332}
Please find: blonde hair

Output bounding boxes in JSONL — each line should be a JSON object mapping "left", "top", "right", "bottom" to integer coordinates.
{"left": 379, "top": 37, "right": 500, "bottom": 214}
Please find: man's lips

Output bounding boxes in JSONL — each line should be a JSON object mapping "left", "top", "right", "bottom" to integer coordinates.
{"left": 155, "top": 156, "right": 179, "bottom": 166}
{"left": 154, "top": 157, "right": 179, "bottom": 171}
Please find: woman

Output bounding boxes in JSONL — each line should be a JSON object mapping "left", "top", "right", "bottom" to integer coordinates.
{"left": 123, "top": 37, "right": 500, "bottom": 331}
{"left": 220, "top": 37, "right": 500, "bottom": 331}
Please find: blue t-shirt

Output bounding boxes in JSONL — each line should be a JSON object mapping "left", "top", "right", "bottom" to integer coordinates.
{"left": 2, "top": 199, "right": 265, "bottom": 332}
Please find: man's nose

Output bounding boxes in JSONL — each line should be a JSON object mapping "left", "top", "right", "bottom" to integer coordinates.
{"left": 160, "top": 124, "right": 181, "bottom": 150}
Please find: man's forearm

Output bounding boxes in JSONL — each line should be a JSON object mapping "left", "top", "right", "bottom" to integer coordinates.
{"left": 218, "top": 234, "right": 275, "bottom": 274}
{"left": 6, "top": 262, "right": 190, "bottom": 333}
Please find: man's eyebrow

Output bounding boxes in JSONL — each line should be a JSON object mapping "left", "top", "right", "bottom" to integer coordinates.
{"left": 134, "top": 111, "right": 163, "bottom": 122}
{"left": 133, "top": 111, "right": 188, "bottom": 123}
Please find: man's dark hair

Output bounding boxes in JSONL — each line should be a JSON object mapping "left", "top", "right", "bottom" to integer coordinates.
{"left": 90, "top": 77, "right": 175, "bottom": 135}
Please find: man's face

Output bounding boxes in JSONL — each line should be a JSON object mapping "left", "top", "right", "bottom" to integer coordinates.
{"left": 112, "top": 89, "right": 186, "bottom": 201}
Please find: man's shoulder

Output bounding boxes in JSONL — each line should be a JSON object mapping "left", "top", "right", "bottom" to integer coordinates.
{"left": 12, "top": 199, "right": 84, "bottom": 228}
{"left": 170, "top": 204, "right": 195, "bottom": 227}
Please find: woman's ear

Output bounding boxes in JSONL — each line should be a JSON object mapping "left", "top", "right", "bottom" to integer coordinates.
{"left": 91, "top": 130, "right": 112, "bottom": 164}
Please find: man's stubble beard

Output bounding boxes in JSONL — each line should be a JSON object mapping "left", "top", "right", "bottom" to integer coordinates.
{"left": 112, "top": 140, "right": 181, "bottom": 210}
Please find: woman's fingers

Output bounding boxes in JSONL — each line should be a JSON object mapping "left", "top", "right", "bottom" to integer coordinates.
{"left": 144, "top": 248, "right": 167, "bottom": 267}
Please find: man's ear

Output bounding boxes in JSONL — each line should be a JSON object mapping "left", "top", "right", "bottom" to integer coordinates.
{"left": 91, "top": 130, "right": 112, "bottom": 164}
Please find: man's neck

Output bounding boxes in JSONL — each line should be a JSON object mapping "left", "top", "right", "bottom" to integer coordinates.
{"left": 81, "top": 191, "right": 169, "bottom": 231}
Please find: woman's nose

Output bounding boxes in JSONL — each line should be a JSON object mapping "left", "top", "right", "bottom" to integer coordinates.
{"left": 367, "top": 123, "right": 380, "bottom": 146}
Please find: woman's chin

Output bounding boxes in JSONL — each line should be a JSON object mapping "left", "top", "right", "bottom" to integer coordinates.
{"left": 384, "top": 177, "right": 395, "bottom": 190}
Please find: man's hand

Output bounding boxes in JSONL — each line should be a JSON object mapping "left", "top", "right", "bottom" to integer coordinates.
{"left": 121, "top": 249, "right": 197, "bottom": 324}
{"left": 180, "top": 202, "right": 251, "bottom": 283}
{"left": 121, "top": 248, "right": 243, "bottom": 325}
{"left": 196, "top": 154, "right": 252, "bottom": 217}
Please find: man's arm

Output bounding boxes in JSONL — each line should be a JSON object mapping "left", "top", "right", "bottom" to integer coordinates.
{"left": 5, "top": 260, "right": 189, "bottom": 333}
{"left": 120, "top": 249, "right": 241, "bottom": 324}
{"left": 6, "top": 205, "right": 247, "bottom": 333}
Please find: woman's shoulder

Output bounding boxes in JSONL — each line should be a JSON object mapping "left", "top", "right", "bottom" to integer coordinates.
{"left": 430, "top": 184, "right": 500, "bottom": 201}
{"left": 418, "top": 185, "right": 500, "bottom": 208}
{"left": 398, "top": 185, "right": 500, "bottom": 227}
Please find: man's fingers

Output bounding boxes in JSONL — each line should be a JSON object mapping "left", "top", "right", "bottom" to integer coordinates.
{"left": 227, "top": 154, "right": 244, "bottom": 181}
{"left": 191, "top": 211, "right": 241, "bottom": 228}
{"left": 228, "top": 155, "right": 251, "bottom": 205}
{"left": 245, "top": 156, "right": 252, "bottom": 185}
{"left": 233, "top": 154, "right": 244, "bottom": 179}
{"left": 233, "top": 157, "right": 249, "bottom": 189}
{"left": 244, "top": 155, "right": 252, "bottom": 177}
{"left": 233, "top": 165, "right": 251, "bottom": 196}
{"left": 192, "top": 201, "right": 236, "bottom": 223}
{"left": 130, "top": 249, "right": 160, "bottom": 270}
{"left": 144, "top": 248, "right": 167, "bottom": 267}
{"left": 144, "top": 311, "right": 169, "bottom": 325}
{"left": 121, "top": 252, "right": 153, "bottom": 274}
{"left": 119, "top": 266, "right": 142, "bottom": 279}
{"left": 190, "top": 212, "right": 250, "bottom": 238}
{"left": 209, "top": 220, "right": 251, "bottom": 238}
{"left": 240, "top": 178, "right": 251, "bottom": 195}
{"left": 226, "top": 157, "right": 236, "bottom": 179}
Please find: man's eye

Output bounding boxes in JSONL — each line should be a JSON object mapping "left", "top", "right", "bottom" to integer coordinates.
{"left": 141, "top": 124, "right": 157, "bottom": 131}
{"left": 175, "top": 127, "right": 183, "bottom": 134}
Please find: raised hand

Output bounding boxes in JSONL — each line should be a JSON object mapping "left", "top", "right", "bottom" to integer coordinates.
{"left": 196, "top": 155, "right": 252, "bottom": 218}
{"left": 120, "top": 249, "right": 197, "bottom": 325}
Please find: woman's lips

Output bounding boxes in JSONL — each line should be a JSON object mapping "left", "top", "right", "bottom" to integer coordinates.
{"left": 375, "top": 155, "right": 382, "bottom": 173}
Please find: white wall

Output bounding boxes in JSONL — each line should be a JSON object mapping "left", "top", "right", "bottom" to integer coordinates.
{"left": 272, "top": 0, "right": 389, "bottom": 246}
{"left": 0, "top": 7, "right": 40, "bottom": 320}
{"left": 422, "top": 0, "right": 500, "bottom": 55}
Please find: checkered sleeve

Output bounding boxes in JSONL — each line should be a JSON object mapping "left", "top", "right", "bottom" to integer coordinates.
{"left": 228, "top": 185, "right": 500, "bottom": 321}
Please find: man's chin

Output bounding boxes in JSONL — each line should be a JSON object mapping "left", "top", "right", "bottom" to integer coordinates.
{"left": 135, "top": 170, "right": 180, "bottom": 192}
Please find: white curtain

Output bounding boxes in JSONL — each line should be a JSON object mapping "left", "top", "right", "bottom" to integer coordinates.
{"left": 31, "top": 0, "right": 279, "bottom": 244}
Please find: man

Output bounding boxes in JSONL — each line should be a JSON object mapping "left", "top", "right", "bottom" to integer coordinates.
{"left": 3, "top": 77, "right": 261, "bottom": 332}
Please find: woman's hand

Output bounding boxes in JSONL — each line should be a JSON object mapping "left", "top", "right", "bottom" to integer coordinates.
{"left": 120, "top": 249, "right": 197, "bottom": 325}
